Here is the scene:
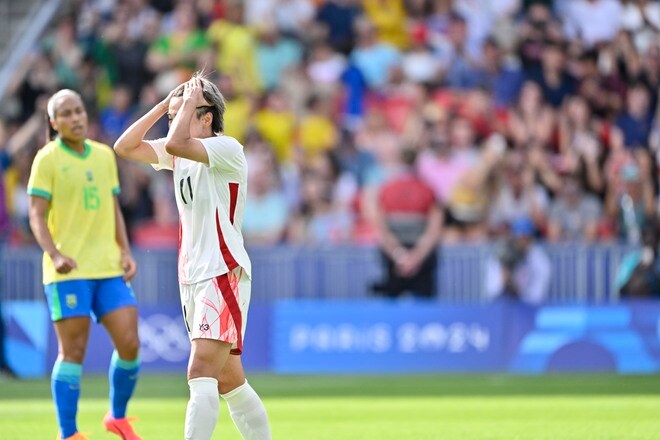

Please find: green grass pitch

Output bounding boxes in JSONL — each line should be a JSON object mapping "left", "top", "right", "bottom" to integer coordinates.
{"left": 0, "top": 374, "right": 659, "bottom": 439}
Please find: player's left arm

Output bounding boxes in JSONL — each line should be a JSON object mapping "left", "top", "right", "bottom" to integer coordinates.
{"left": 165, "top": 78, "right": 210, "bottom": 165}
{"left": 114, "top": 196, "right": 137, "bottom": 281}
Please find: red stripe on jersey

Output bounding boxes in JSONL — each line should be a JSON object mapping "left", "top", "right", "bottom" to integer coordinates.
{"left": 216, "top": 272, "right": 243, "bottom": 355}
{"left": 228, "top": 183, "right": 239, "bottom": 225}
{"left": 216, "top": 208, "right": 239, "bottom": 271}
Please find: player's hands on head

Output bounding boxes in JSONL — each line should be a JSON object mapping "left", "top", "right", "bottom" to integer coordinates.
{"left": 53, "top": 253, "right": 77, "bottom": 274}
{"left": 183, "top": 77, "right": 208, "bottom": 106}
{"left": 121, "top": 251, "right": 138, "bottom": 281}
{"left": 159, "top": 87, "right": 180, "bottom": 113}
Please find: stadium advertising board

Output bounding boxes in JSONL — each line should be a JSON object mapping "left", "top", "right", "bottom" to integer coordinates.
{"left": 272, "top": 301, "right": 507, "bottom": 373}
{"left": 4, "top": 301, "right": 49, "bottom": 377}
{"left": 272, "top": 301, "right": 660, "bottom": 374}
{"left": 5, "top": 301, "right": 660, "bottom": 376}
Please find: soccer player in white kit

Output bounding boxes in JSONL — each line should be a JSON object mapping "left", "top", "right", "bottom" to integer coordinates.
{"left": 114, "top": 75, "right": 272, "bottom": 440}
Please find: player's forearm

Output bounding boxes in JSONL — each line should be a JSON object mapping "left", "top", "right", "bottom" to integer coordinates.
{"left": 165, "top": 99, "right": 195, "bottom": 155}
{"left": 29, "top": 215, "right": 60, "bottom": 259}
{"left": 115, "top": 103, "right": 166, "bottom": 156}
{"left": 114, "top": 198, "right": 132, "bottom": 255}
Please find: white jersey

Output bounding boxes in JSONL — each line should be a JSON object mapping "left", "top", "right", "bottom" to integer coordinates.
{"left": 148, "top": 136, "right": 251, "bottom": 284}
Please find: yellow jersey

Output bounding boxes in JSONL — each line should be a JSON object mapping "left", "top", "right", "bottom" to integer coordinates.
{"left": 27, "top": 138, "right": 123, "bottom": 284}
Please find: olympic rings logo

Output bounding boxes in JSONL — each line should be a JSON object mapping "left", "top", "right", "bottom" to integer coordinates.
{"left": 138, "top": 314, "right": 190, "bottom": 363}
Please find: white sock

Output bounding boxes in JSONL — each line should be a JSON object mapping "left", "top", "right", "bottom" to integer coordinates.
{"left": 221, "top": 380, "right": 272, "bottom": 440}
{"left": 185, "top": 377, "right": 220, "bottom": 440}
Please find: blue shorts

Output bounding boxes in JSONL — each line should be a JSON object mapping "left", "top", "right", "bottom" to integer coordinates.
{"left": 44, "top": 276, "right": 137, "bottom": 322}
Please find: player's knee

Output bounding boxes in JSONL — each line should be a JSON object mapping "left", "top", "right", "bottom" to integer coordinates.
{"left": 116, "top": 335, "right": 140, "bottom": 360}
{"left": 217, "top": 376, "right": 243, "bottom": 395}
{"left": 187, "top": 354, "right": 217, "bottom": 380}
{"left": 60, "top": 338, "right": 88, "bottom": 363}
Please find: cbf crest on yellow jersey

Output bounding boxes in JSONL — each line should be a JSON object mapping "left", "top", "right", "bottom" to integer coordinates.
{"left": 27, "top": 138, "right": 123, "bottom": 284}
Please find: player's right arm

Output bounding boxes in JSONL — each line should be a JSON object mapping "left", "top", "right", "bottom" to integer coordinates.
{"left": 114, "top": 90, "right": 176, "bottom": 164}
{"left": 28, "top": 196, "right": 77, "bottom": 274}
{"left": 27, "top": 150, "right": 77, "bottom": 274}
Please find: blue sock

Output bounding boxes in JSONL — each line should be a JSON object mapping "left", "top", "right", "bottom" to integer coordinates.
{"left": 109, "top": 351, "right": 140, "bottom": 418}
{"left": 52, "top": 361, "right": 82, "bottom": 438}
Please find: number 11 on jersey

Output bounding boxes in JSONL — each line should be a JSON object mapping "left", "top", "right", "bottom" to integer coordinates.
{"left": 179, "top": 176, "right": 193, "bottom": 204}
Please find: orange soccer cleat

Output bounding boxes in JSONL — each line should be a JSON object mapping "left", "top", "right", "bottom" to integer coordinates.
{"left": 103, "top": 412, "right": 142, "bottom": 440}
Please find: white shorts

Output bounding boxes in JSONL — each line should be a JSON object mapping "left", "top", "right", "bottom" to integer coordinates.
{"left": 179, "top": 266, "right": 251, "bottom": 355}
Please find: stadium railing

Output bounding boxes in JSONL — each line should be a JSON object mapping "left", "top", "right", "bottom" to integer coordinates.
{"left": 2, "top": 244, "right": 632, "bottom": 304}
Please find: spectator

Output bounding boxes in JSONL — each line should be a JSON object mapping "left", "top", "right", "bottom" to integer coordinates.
{"left": 444, "top": 133, "right": 503, "bottom": 243}
{"left": 485, "top": 217, "right": 551, "bottom": 305}
{"left": 274, "top": 0, "right": 316, "bottom": 39}
{"left": 99, "top": 85, "right": 135, "bottom": 144}
{"left": 438, "top": 13, "right": 481, "bottom": 90}
{"left": 616, "top": 219, "right": 660, "bottom": 298}
{"left": 217, "top": 74, "right": 254, "bottom": 144}
{"left": 517, "top": 2, "right": 563, "bottom": 70}
{"left": 616, "top": 83, "right": 654, "bottom": 149}
{"left": 558, "top": 95, "right": 605, "bottom": 193}
{"left": 103, "top": 11, "right": 157, "bottom": 101}
{"left": 350, "top": 18, "right": 402, "bottom": 90}
{"left": 489, "top": 150, "right": 549, "bottom": 236}
{"left": 315, "top": 0, "right": 361, "bottom": 54}
{"left": 401, "top": 24, "right": 442, "bottom": 85}
{"left": 363, "top": 0, "right": 409, "bottom": 49}
{"left": 255, "top": 23, "right": 303, "bottom": 90}
{"left": 547, "top": 172, "right": 603, "bottom": 242}
{"left": 298, "top": 95, "right": 338, "bottom": 161}
{"left": 306, "top": 41, "right": 348, "bottom": 92}
{"left": 574, "top": 49, "right": 625, "bottom": 119}
{"left": 243, "top": 148, "right": 289, "bottom": 246}
{"left": 620, "top": 0, "right": 660, "bottom": 54}
{"left": 146, "top": 2, "right": 210, "bottom": 87}
{"left": 454, "top": 0, "right": 520, "bottom": 54}
{"left": 418, "top": 115, "right": 479, "bottom": 205}
{"left": 6, "top": 52, "right": 58, "bottom": 123}
{"left": 121, "top": 0, "right": 160, "bottom": 42}
{"left": 40, "top": 17, "right": 84, "bottom": 89}
{"left": 206, "top": 0, "right": 260, "bottom": 94}
{"left": 475, "top": 37, "right": 525, "bottom": 109}
{"left": 507, "top": 81, "right": 555, "bottom": 149}
{"left": 527, "top": 40, "right": 576, "bottom": 108}
{"left": 606, "top": 160, "right": 655, "bottom": 245}
{"left": 288, "top": 160, "right": 354, "bottom": 245}
{"left": 372, "top": 148, "right": 441, "bottom": 298}
{"left": 563, "top": 0, "right": 623, "bottom": 47}
{"left": 254, "top": 89, "right": 297, "bottom": 164}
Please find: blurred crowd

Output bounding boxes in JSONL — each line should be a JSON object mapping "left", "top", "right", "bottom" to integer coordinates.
{"left": 0, "top": 0, "right": 658, "bottom": 249}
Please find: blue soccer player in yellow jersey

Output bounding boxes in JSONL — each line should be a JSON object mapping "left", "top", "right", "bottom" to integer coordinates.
{"left": 27, "top": 89, "right": 142, "bottom": 440}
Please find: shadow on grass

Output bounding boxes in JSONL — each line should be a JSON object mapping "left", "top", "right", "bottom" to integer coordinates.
{"left": 1, "top": 374, "right": 660, "bottom": 400}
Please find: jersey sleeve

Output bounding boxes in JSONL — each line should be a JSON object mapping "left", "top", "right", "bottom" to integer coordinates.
{"left": 109, "top": 150, "right": 121, "bottom": 195}
{"left": 201, "top": 136, "right": 244, "bottom": 172}
{"left": 147, "top": 138, "right": 174, "bottom": 171}
{"left": 27, "top": 149, "right": 54, "bottom": 200}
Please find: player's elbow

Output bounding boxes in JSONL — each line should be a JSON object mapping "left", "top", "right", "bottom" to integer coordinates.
{"left": 113, "top": 140, "right": 131, "bottom": 158}
{"left": 164, "top": 139, "right": 182, "bottom": 156}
